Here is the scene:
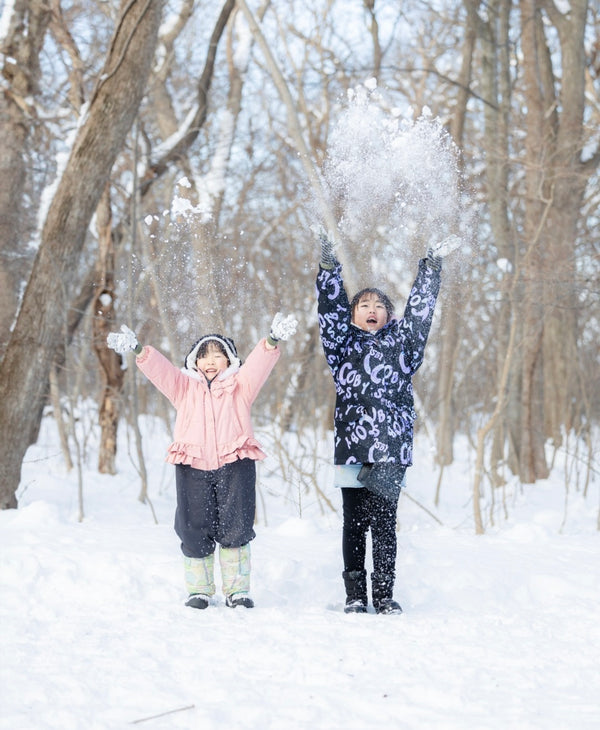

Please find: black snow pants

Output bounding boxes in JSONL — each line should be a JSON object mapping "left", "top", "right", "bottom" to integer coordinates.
{"left": 341, "top": 487, "right": 398, "bottom": 576}
{"left": 174, "top": 458, "right": 256, "bottom": 558}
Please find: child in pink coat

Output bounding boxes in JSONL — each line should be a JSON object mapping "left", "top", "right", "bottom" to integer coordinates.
{"left": 108, "top": 314, "right": 297, "bottom": 609}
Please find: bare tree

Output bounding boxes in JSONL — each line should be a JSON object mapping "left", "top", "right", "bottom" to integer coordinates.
{"left": 92, "top": 185, "right": 124, "bottom": 474}
{"left": 436, "top": 0, "right": 480, "bottom": 468}
{"left": 512, "top": 0, "right": 595, "bottom": 482}
{"left": 0, "top": 0, "right": 164, "bottom": 509}
{"left": 0, "top": 0, "right": 51, "bottom": 358}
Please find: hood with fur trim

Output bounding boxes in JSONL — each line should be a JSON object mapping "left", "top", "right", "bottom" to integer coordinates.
{"left": 183, "top": 334, "right": 241, "bottom": 381}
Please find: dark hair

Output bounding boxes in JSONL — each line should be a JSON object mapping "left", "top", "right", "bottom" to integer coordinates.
{"left": 196, "top": 338, "right": 230, "bottom": 365}
{"left": 185, "top": 333, "right": 240, "bottom": 371}
{"left": 350, "top": 288, "right": 395, "bottom": 320}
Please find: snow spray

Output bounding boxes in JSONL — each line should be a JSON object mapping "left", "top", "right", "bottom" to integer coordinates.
{"left": 320, "top": 80, "right": 469, "bottom": 268}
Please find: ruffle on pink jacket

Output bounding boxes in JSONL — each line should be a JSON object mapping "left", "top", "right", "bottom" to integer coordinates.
{"left": 136, "top": 339, "right": 280, "bottom": 471}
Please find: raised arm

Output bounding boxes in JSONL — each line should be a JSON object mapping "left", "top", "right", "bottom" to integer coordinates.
{"left": 397, "top": 256, "right": 442, "bottom": 375}
{"left": 316, "top": 232, "right": 352, "bottom": 375}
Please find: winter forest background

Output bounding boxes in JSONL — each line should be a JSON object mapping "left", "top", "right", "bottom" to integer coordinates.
{"left": 1, "top": 0, "right": 599, "bottom": 532}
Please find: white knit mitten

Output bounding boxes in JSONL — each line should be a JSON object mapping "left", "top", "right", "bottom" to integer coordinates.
{"left": 106, "top": 324, "right": 142, "bottom": 355}
{"left": 267, "top": 312, "right": 298, "bottom": 346}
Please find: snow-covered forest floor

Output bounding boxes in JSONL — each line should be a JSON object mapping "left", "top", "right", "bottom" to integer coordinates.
{"left": 1, "top": 413, "right": 599, "bottom": 730}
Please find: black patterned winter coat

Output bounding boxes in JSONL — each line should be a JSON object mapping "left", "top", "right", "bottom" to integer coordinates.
{"left": 317, "top": 259, "right": 441, "bottom": 466}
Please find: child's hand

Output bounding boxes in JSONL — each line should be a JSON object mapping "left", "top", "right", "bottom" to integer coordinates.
{"left": 267, "top": 313, "right": 298, "bottom": 346}
{"left": 107, "top": 324, "right": 142, "bottom": 355}
{"left": 319, "top": 231, "right": 337, "bottom": 269}
{"left": 425, "top": 249, "right": 443, "bottom": 272}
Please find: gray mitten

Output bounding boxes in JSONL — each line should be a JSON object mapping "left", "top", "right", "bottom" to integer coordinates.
{"left": 425, "top": 248, "right": 442, "bottom": 271}
{"left": 267, "top": 312, "right": 298, "bottom": 347}
{"left": 319, "top": 232, "right": 337, "bottom": 269}
{"left": 425, "top": 248, "right": 443, "bottom": 272}
{"left": 107, "top": 325, "right": 143, "bottom": 355}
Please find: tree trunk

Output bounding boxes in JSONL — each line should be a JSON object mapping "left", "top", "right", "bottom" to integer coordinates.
{"left": 93, "top": 186, "right": 125, "bottom": 475}
{"left": 481, "top": 0, "right": 514, "bottom": 479}
{"left": 518, "top": 0, "right": 550, "bottom": 482}
{"left": 0, "top": 0, "right": 51, "bottom": 359}
{"left": 515, "top": 0, "right": 590, "bottom": 482}
{"left": 0, "top": 0, "right": 164, "bottom": 509}
{"left": 436, "top": 0, "right": 478, "bottom": 465}
{"left": 540, "top": 0, "right": 588, "bottom": 444}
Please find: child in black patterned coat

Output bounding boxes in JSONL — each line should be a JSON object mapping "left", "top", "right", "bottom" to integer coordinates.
{"left": 316, "top": 233, "right": 442, "bottom": 614}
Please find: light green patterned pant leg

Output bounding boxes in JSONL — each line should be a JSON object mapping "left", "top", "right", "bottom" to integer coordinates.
{"left": 219, "top": 543, "right": 251, "bottom": 597}
{"left": 183, "top": 554, "right": 216, "bottom": 596}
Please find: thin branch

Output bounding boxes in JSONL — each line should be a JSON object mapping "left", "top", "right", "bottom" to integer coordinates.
{"left": 236, "top": 0, "right": 356, "bottom": 289}
{"left": 132, "top": 705, "right": 195, "bottom": 724}
{"left": 401, "top": 490, "right": 444, "bottom": 526}
{"left": 141, "top": 0, "right": 237, "bottom": 193}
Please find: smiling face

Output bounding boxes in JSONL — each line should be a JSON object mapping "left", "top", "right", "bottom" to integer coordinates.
{"left": 351, "top": 292, "right": 390, "bottom": 332}
{"left": 196, "top": 342, "right": 229, "bottom": 381}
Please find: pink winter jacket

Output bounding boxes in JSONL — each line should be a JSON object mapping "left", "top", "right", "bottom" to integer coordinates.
{"left": 136, "top": 340, "right": 280, "bottom": 471}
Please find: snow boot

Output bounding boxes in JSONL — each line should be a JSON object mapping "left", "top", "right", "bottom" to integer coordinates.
{"left": 343, "top": 569, "right": 368, "bottom": 614}
{"left": 183, "top": 554, "right": 216, "bottom": 609}
{"left": 185, "top": 593, "right": 211, "bottom": 610}
{"left": 225, "top": 593, "right": 255, "bottom": 608}
{"left": 371, "top": 571, "right": 402, "bottom": 615}
{"left": 220, "top": 543, "right": 253, "bottom": 608}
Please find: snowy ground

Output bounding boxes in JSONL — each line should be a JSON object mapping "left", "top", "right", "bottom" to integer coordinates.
{"left": 1, "top": 414, "right": 599, "bottom": 730}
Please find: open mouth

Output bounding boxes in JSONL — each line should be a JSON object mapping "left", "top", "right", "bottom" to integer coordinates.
{"left": 367, "top": 317, "right": 377, "bottom": 324}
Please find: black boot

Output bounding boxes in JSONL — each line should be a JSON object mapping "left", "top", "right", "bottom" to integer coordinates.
{"left": 185, "top": 593, "right": 210, "bottom": 609}
{"left": 371, "top": 572, "right": 402, "bottom": 615}
{"left": 342, "top": 570, "right": 368, "bottom": 613}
